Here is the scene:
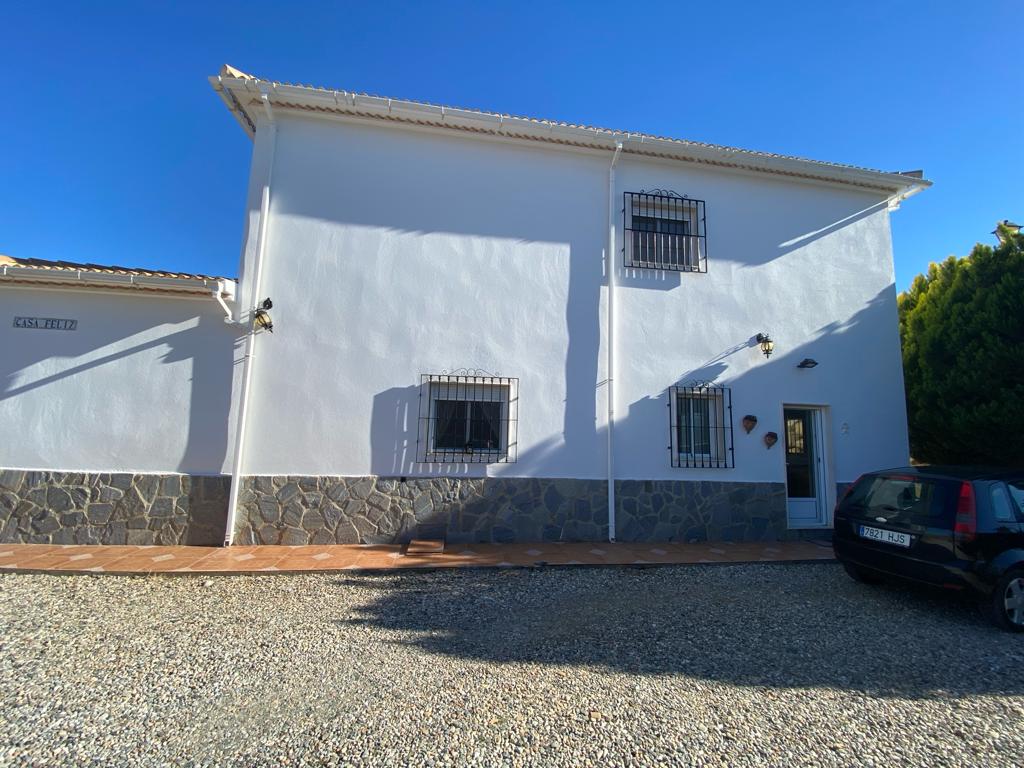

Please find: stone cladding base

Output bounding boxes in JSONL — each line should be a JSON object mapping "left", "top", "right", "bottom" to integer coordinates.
{"left": 235, "top": 476, "right": 609, "bottom": 545}
{"left": 0, "top": 470, "right": 800, "bottom": 546}
{"left": 0, "top": 470, "right": 228, "bottom": 545}
{"left": 614, "top": 480, "right": 790, "bottom": 542}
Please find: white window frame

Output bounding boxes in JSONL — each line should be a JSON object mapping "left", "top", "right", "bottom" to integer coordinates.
{"left": 630, "top": 198, "right": 701, "bottom": 269}
{"left": 669, "top": 388, "right": 731, "bottom": 468}
{"left": 426, "top": 380, "right": 512, "bottom": 461}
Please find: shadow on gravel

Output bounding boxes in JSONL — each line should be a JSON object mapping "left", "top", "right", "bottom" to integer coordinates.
{"left": 335, "top": 562, "right": 1024, "bottom": 699}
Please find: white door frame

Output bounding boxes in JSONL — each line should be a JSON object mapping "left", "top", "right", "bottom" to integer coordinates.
{"left": 781, "top": 404, "right": 834, "bottom": 529}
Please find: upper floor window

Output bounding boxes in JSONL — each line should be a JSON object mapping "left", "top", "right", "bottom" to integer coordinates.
{"left": 416, "top": 373, "right": 519, "bottom": 463}
{"left": 624, "top": 190, "right": 707, "bottom": 272}
{"left": 669, "top": 384, "right": 734, "bottom": 468}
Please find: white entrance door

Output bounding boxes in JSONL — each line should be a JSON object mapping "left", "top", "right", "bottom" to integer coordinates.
{"left": 784, "top": 407, "right": 828, "bottom": 527}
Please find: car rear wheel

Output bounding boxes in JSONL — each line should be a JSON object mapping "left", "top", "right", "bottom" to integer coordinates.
{"left": 989, "top": 570, "right": 1024, "bottom": 632}
{"left": 842, "top": 562, "right": 883, "bottom": 584}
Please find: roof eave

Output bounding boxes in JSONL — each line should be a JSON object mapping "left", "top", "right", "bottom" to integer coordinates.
{"left": 0, "top": 265, "right": 237, "bottom": 298}
{"left": 210, "top": 75, "right": 256, "bottom": 139}
{"left": 213, "top": 75, "right": 931, "bottom": 194}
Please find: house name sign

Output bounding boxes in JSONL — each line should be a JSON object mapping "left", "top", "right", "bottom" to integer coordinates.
{"left": 13, "top": 317, "right": 78, "bottom": 331}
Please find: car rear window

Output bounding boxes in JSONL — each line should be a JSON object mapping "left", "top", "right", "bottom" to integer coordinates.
{"left": 1006, "top": 481, "right": 1024, "bottom": 517}
{"left": 991, "top": 485, "right": 1018, "bottom": 523}
{"left": 841, "top": 475, "right": 957, "bottom": 528}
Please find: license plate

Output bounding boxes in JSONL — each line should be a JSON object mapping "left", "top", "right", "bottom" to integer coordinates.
{"left": 858, "top": 525, "right": 911, "bottom": 547}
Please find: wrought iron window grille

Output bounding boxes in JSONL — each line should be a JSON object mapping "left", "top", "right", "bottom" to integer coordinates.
{"left": 416, "top": 374, "right": 519, "bottom": 463}
{"left": 668, "top": 384, "right": 734, "bottom": 468}
{"left": 624, "top": 190, "right": 707, "bottom": 272}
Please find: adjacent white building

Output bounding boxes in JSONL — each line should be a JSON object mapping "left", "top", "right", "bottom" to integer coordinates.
{"left": 0, "top": 65, "right": 929, "bottom": 546}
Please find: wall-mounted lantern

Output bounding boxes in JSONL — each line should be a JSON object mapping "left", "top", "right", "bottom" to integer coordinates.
{"left": 755, "top": 333, "right": 774, "bottom": 359}
{"left": 797, "top": 358, "right": 818, "bottom": 369}
{"left": 254, "top": 297, "right": 274, "bottom": 333}
{"left": 742, "top": 415, "right": 758, "bottom": 433}
{"left": 764, "top": 431, "right": 778, "bottom": 449}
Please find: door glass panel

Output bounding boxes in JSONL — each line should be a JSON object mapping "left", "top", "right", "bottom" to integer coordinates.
{"left": 784, "top": 409, "right": 815, "bottom": 499}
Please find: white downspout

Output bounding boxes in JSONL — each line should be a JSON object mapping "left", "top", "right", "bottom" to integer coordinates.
{"left": 213, "top": 280, "right": 234, "bottom": 321}
{"left": 224, "top": 93, "right": 276, "bottom": 546}
{"left": 607, "top": 141, "right": 623, "bottom": 543}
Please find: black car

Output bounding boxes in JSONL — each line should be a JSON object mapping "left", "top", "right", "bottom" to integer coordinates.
{"left": 833, "top": 466, "right": 1024, "bottom": 631}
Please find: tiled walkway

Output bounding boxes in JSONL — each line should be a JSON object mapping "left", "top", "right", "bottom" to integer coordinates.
{"left": 0, "top": 540, "right": 833, "bottom": 575}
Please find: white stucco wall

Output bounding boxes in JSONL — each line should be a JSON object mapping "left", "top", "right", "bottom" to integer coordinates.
{"left": 613, "top": 160, "right": 908, "bottom": 484}
{"left": 0, "top": 287, "right": 241, "bottom": 474}
{"left": 243, "top": 115, "right": 608, "bottom": 479}
{"left": 238, "top": 113, "right": 909, "bottom": 485}
{"left": 0, "top": 108, "right": 909, "bottom": 496}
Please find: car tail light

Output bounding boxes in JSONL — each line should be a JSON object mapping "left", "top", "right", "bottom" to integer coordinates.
{"left": 955, "top": 481, "right": 977, "bottom": 545}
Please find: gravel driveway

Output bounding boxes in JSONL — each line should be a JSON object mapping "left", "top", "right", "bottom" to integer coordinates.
{"left": 2, "top": 562, "right": 1022, "bottom": 767}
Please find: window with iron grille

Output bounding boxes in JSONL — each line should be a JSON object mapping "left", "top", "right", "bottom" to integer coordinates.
{"left": 416, "top": 374, "right": 518, "bottom": 463}
{"left": 669, "top": 385, "right": 734, "bottom": 468}
{"left": 624, "top": 190, "right": 707, "bottom": 272}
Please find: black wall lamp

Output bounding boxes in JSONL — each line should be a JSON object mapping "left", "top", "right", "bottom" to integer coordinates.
{"left": 254, "top": 297, "right": 274, "bottom": 333}
{"left": 755, "top": 333, "right": 774, "bottom": 358}
{"left": 797, "top": 358, "right": 818, "bottom": 369}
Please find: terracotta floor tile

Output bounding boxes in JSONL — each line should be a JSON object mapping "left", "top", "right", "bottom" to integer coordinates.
{"left": 0, "top": 539, "right": 834, "bottom": 574}
{"left": 2, "top": 544, "right": 56, "bottom": 556}
{"left": 354, "top": 554, "right": 403, "bottom": 569}
{"left": 275, "top": 554, "right": 362, "bottom": 571}
{"left": 12, "top": 554, "right": 102, "bottom": 570}
{"left": 407, "top": 539, "right": 445, "bottom": 555}
{"left": 595, "top": 549, "right": 645, "bottom": 565}
{"left": 97, "top": 557, "right": 170, "bottom": 573}
{"left": 199, "top": 558, "right": 285, "bottom": 572}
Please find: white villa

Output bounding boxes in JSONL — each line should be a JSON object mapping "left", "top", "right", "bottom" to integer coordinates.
{"left": 0, "top": 65, "right": 929, "bottom": 547}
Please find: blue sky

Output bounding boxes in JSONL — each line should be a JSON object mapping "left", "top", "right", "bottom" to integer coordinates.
{"left": 2, "top": 1, "right": 1019, "bottom": 291}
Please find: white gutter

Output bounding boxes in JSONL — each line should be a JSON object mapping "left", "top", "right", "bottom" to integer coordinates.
{"left": 607, "top": 141, "right": 622, "bottom": 543}
{"left": 214, "top": 75, "right": 931, "bottom": 195}
{"left": 887, "top": 181, "right": 928, "bottom": 211}
{"left": 224, "top": 92, "right": 276, "bottom": 546}
{"left": 0, "top": 264, "right": 234, "bottom": 298}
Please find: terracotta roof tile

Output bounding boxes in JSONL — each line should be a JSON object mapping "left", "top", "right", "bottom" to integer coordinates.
{"left": 0, "top": 255, "right": 227, "bottom": 282}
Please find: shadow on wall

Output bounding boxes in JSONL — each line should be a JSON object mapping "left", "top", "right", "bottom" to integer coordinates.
{"left": 302, "top": 120, "right": 897, "bottom": 488}
{"left": 724, "top": 187, "right": 888, "bottom": 269}
{"left": 620, "top": 285, "right": 901, "bottom": 470}
{"left": 369, "top": 386, "right": 419, "bottom": 475}
{"left": 1, "top": 308, "right": 238, "bottom": 475}
{"left": 362, "top": 283, "right": 899, "bottom": 543}
{"left": 368, "top": 244, "right": 604, "bottom": 481}
{"left": 335, "top": 564, "right": 1019, "bottom": 697}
